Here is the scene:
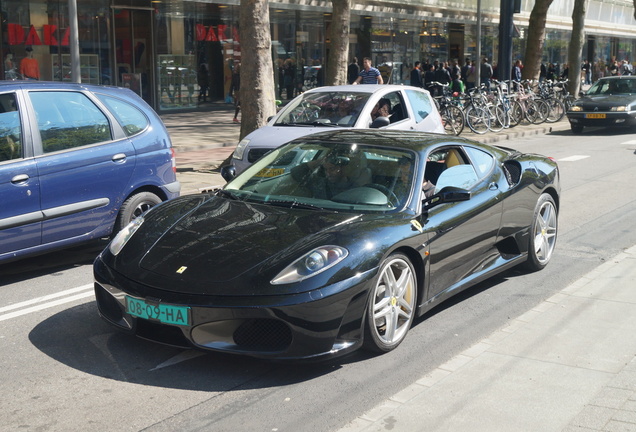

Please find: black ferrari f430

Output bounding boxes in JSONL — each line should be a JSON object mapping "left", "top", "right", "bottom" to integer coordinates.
{"left": 94, "top": 130, "right": 560, "bottom": 360}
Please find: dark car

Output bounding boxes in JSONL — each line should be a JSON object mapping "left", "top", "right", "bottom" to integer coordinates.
{"left": 94, "top": 130, "right": 559, "bottom": 361}
{"left": 0, "top": 81, "right": 180, "bottom": 263}
{"left": 567, "top": 76, "right": 636, "bottom": 133}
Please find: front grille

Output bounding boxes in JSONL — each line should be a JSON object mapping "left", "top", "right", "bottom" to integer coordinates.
{"left": 233, "top": 319, "right": 292, "bottom": 351}
{"left": 95, "top": 283, "right": 124, "bottom": 324}
{"left": 136, "top": 319, "right": 191, "bottom": 349}
{"left": 248, "top": 148, "right": 271, "bottom": 163}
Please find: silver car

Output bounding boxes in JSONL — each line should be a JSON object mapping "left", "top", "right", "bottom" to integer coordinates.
{"left": 231, "top": 84, "right": 445, "bottom": 174}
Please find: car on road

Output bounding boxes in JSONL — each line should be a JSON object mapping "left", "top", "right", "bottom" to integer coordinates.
{"left": 0, "top": 81, "right": 180, "bottom": 263}
{"left": 230, "top": 84, "right": 445, "bottom": 174}
{"left": 567, "top": 75, "right": 636, "bottom": 134}
{"left": 94, "top": 129, "right": 559, "bottom": 361}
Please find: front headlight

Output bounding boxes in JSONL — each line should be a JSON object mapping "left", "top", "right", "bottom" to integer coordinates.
{"left": 271, "top": 246, "right": 348, "bottom": 285}
{"left": 109, "top": 216, "right": 144, "bottom": 256}
{"left": 610, "top": 106, "right": 628, "bottom": 111}
{"left": 233, "top": 138, "right": 250, "bottom": 160}
{"left": 570, "top": 106, "right": 583, "bottom": 112}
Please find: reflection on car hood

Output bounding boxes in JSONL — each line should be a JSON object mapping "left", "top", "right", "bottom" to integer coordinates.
{"left": 137, "top": 196, "right": 359, "bottom": 294}
{"left": 577, "top": 95, "right": 636, "bottom": 109}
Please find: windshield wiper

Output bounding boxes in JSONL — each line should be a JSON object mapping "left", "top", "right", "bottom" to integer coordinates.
{"left": 266, "top": 199, "right": 326, "bottom": 211}
{"left": 216, "top": 189, "right": 240, "bottom": 200}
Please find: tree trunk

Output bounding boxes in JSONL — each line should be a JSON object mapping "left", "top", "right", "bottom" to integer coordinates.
{"left": 325, "top": 0, "right": 351, "bottom": 85}
{"left": 238, "top": 0, "right": 277, "bottom": 141}
{"left": 568, "top": 0, "right": 587, "bottom": 96}
{"left": 521, "top": 0, "right": 554, "bottom": 81}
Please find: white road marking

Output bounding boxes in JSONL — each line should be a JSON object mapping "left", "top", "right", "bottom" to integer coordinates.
{"left": 0, "top": 284, "right": 94, "bottom": 322}
{"left": 620, "top": 140, "right": 636, "bottom": 145}
{"left": 558, "top": 155, "right": 590, "bottom": 162}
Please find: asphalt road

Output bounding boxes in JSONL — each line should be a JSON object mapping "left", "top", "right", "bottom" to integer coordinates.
{"left": 2, "top": 127, "right": 636, "bottom": 432}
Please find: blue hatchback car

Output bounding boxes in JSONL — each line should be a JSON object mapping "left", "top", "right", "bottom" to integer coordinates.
{"left": 0, "top": 82, "right": 180, "bottom": 263}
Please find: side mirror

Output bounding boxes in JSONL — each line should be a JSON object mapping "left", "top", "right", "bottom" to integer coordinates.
{"left": 220, "top": 165, "right": 237, "bottom": 182}
{"left": 370, "top": 116, "right": 390, "bottom": 128}
{"left": 423, "top": 186, "right": 471, "bottom": 210}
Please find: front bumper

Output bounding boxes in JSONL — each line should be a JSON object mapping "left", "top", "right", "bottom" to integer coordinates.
{"left": 94, "top": 255, "right": 376, "bottom": 360}
{"left": 567, "top": 111, "right": 636, "bottom": 128}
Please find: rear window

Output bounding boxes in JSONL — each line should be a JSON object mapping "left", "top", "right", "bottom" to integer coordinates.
{"left": 97, "top": 94, "right": 149, "bottom": 136}
{"left": 405, "top": 89, "right": 433, "bottom": 123}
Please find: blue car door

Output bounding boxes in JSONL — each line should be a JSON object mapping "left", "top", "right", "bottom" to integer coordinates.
{"left": 0, "top": 92, "right": 42, "bottom": 256}
{"left": 26, "top": 90, "right": 136, "bottom": 244}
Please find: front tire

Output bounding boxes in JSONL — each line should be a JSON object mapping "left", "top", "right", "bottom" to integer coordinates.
{"left": 364, "top": 253, "right": 417, "bottom": 353}
{"left": 523, "top": 193, "right": 558, "bottom": 272}
{"left": 115, "top": 191, "right": 162, "bottom": 233}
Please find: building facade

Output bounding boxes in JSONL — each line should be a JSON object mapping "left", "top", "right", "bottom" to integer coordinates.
{"left": 2, "top": 0, "right": 635, "bottom": 112}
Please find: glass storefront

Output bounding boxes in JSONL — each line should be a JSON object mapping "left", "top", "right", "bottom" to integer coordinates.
{"left": 2, "top": 0, "right": 636, "bottom": 113}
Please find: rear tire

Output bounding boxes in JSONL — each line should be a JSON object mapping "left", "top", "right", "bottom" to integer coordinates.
{"left": 364, "top": 253, "right": 417, "bottom": 353}
{"left": 115, "top": 192, "right": 162, "bottom": 233}
{"left": 522, "top": 193, "right": 558, "bottom": 272}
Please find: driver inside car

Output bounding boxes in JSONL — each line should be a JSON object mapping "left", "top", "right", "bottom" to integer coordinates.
{"left": 291, "top": 147, "right": 375, "bottom": 199}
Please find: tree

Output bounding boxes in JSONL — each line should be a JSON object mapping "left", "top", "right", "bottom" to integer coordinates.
{"left": 325, "top": 0, "right": 351, "bottom": 85}
{"left": 521, "top": 0, "right": 555, "bottom": 81}
{"left": 567, "top": 0, "right": 587, "bottom": 96}
{"left": 238, "top": 0, "right": 277, "bottom": 141}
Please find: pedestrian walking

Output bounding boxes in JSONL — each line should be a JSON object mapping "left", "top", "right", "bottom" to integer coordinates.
{"left": 353, "top": 57, "right": 383, "bottom": 85}
{"left": 347, "top": 57, "right": 360, "bottom": 84}
{"left": 480, "top": 57, "right": 493, "bottom": 89}
{"left": 410, "top": 61, "right": 423, "bottom": 87}
{"left": 230, "top": 61, "right": 241, "bottom": 123}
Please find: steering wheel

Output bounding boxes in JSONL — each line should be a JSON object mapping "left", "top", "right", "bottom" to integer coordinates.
{"left": 364, "top": 183, "right": 400, "bottom": 206}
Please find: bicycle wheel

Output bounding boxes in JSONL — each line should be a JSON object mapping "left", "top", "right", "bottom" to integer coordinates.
{"left": 487, "top": 104, "right": 505, "bottom": 133}
{"left": 465, "top": 105, "right": 490, "bottom": 134}
{"left": 442, "top": 105, "right": 465, "bottom": 135}
{"left": 526, "top": 99, "right": 546, "bottom": 124}
{"left": 509, "top": 100, "right": 523, "bottom": 127}
{"left": 544, "top": 98, "right": 565, "bottom": 123}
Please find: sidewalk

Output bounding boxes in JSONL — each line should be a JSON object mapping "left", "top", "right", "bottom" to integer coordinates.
{"left": 163, "top": 104, "right": 572, "bottom": 195}
{"left": 339, "top": 245, "right": 636, "bottom": 432}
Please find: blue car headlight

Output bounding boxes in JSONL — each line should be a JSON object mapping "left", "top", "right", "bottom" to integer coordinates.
{"left": 109, "top": 216, "right": 144, "bottom": 256}
{"left": 271, "top": 246, "right": 348, "bottom": 285}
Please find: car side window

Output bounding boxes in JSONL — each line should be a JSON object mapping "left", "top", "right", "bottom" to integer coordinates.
{"left": 464, "top": 147, "right": 495, "bottom": 178}
{"left": 96, "top": 94, "right": 149, "bottom": 136}
{"left": 428, "top": 147, "right": 479, "bottom": 193}
{"left": 0, "top": 93, "right": 22, "bottom": 162}
{"left": 404, "top": 89, "right": 432, "bottom": 123}
{"left": 30, "top": 91, "right": 111, "bottom": 153}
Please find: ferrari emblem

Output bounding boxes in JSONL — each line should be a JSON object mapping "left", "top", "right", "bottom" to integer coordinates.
{"left": 176, "top": 266, "right": 188, "bottom": 274}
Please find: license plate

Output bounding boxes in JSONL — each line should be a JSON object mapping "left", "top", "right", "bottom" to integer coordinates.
{"left": 125, "top": 296, "right": 190, "bottom": 326}
{"left": 255, "top": 168, "right": 285, "bottom": 177}
{"left": 585, "top": 113, "right": 606, "bottom": 119}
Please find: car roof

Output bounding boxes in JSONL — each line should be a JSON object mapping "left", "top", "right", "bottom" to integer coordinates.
{"left": 596, "top": 76, "right": 636, "bottom": 81}
{"left": 305, "top": 84, "right": 428, "bottom": 95}
{"left": 289, "top": 129, "right": 474, "bottom": 152}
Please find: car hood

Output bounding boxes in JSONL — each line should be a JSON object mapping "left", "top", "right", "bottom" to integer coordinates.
{"left": 244, "top": 124, "right": 348, "bottom": 151}
{"left": 129, "top": 196, "right": 364, "bottom": 295}
{"left": 576, "top": 94, "right": 636, "bottom": 109}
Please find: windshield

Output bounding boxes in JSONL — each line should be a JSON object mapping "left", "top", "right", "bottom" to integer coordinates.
{"left": 274, "top": 92, "right": 371, "bottom": 127}
{"left": 587, "top": 78, "right": 635, "bottom": 95}
{"left": 224, "top": 140, "right": 417, "bottom": 213}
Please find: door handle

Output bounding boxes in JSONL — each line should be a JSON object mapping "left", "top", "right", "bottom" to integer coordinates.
{"left": 11, "top": 174, "right": 29, "bottom": 184}
{"left": 112, "top": 153, "right": 127, "bottom": 163}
